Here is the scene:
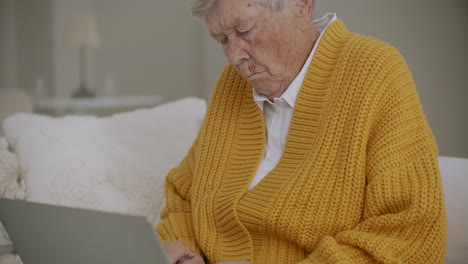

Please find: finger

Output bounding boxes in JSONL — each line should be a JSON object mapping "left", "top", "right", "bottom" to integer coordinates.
{"left": 167, "top": 253, "right": 184, "bottom": 264}
{"left": 186, "top": 255, "right": 204, "bottom": 264}
{"left": 193, "top": 255, "right": 205, "bottom": 264}
{"left": 179, "top": 254, "right": 204, "bottom": 264}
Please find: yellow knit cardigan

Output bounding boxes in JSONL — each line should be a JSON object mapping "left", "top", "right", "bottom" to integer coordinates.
{"left": 157, "top": 20, "right": 447, "bottom": 264}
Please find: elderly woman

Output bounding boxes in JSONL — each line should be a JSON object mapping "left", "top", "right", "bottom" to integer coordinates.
{"left": 156, "top": 0, "right": 447, "bottom": 263}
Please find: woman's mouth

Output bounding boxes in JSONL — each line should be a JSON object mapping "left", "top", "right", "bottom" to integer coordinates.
{"left": 247, "top": 72, "right": 257, "bottom": 79}
{"left": 247, "top": 71, "right": 264, "bottom": 80}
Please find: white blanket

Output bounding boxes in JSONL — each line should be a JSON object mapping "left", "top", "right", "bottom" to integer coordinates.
{"left": 2, "top": 97, "right": 205, "bottom": 220}
{"left": 0, "top": 138, "right": 26, "bottom": 200}
{"left": 0, "top": 137, "right": 26, "bottom": 250}
{"left": 0, "top": 97, "right": 206, "bottom": 263}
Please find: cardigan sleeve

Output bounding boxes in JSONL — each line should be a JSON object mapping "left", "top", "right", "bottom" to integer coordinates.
{"left": 156, "top": 138, "right": 202, "bottom": 254}
{"left": 297, "top": 49, "right": 447, "bottom": 263}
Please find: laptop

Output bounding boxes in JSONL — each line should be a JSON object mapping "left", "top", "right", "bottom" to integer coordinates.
{"left": 0, "top": 198, "right": 169, "bottom": 264}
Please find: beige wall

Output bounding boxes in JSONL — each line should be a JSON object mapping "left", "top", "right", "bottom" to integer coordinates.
{"left": 0, "top": 0, "right": 18, "bottom": 90}
{"left": 201, "top": 25, "right": 226, "bottom": 99}
{"left": 0, "top": 0, "right": 53, "bottom": 95}
{"left": 201, "top": 0, "right": 468, "bottom": 158}
{"left": 92, "top": 0, "right": 204, "bottom": 100}
{"left": 16, "top": 0, "right": 54, "bottom": 96}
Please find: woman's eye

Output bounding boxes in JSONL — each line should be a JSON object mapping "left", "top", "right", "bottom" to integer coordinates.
{"left": 238, "top": 28, "right": 252, "bottom": 35}
{"left": 220, "top": 38, "right": 228, "bottom": 45}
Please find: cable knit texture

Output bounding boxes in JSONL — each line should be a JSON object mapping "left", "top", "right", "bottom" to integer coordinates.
{"left": 157, "top": 20, "right": 447, "bottom": 264}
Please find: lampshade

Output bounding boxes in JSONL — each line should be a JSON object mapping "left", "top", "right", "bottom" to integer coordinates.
{"left": 67, "top": 14, "right": 101, "bottom": 48}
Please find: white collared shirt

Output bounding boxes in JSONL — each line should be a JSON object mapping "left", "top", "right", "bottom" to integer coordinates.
{"left": 249, "top": 13, "right": 338, "bottom": 190}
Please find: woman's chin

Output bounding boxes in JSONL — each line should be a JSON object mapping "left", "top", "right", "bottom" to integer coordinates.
{"left": 246, "top": 75, "right": 268, "bottom": 89}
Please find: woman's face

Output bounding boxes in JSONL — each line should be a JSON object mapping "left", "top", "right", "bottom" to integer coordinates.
{"left": 205, "top": 0, "right": 310, "bottom": 99}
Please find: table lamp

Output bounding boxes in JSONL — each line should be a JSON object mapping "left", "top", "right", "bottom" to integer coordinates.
{"left": 68, "top": 14, "right": 101, "bottom": 98}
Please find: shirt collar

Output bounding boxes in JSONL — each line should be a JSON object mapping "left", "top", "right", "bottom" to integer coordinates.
{"left": 254, "top": 13, "right": 338, "bottom": 111}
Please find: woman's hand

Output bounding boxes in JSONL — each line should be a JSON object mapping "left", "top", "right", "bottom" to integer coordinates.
{"left": 163, "top": 240, "right": 204, "bottom": 264}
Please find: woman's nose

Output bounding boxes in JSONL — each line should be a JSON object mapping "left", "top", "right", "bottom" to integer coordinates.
{"left": 225, "top": 37, "right": 249, "bottom": 66}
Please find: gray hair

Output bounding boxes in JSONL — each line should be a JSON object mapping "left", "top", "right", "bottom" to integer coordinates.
{"left": 191, "top": 0, "right": 315, "bottom": 20}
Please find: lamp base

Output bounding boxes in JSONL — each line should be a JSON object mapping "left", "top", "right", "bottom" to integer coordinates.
{"left": 72, "top": 85, "right": 95, "bottom": 98}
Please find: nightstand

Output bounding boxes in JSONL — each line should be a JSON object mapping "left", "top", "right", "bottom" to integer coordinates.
{"left": 34, "top": 95, "right": 164, "bottom": 116}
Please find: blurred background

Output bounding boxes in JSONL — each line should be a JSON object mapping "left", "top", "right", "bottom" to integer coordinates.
{"left": 0, "top": 0, "right": 467, "bottom": 158}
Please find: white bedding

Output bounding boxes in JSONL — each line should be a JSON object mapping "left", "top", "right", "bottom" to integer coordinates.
{"left": 0, "top": 137, "right": 26, "bottom": 249}
{"left": 2, "top": 97, "right": 205, "bottom": 220}
{"left": 0, "top": 138, "right": 26, "bottom": 200}
{"left": 0, "top": 97, "right": 206, "bottom": 262}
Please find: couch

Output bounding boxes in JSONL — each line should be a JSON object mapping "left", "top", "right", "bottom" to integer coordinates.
{"left": 0, "top": 97, "right": 467, "bottom": 264}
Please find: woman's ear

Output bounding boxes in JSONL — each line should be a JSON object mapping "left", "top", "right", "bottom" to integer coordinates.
{"left": 294, "top": 0, "right": 312, "bottom": 18}
{"left": 292, "top": 0, "right": 313, "bottom": 30}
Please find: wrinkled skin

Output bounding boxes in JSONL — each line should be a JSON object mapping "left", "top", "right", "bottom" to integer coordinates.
{"left": 163, "top": 241, "right": 204, "bottom": 264}
{"left": 205, "top": 0, "right": 317, "bottom": 100}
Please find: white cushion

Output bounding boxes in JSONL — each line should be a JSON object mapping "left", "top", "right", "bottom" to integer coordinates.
{"left": 3, "top": 97, "right": 206, "bottom": 223}
{"left": 439, "top": 156, "right": 468, "bottom": 264}
{"left": 0, "top": 138, "right": 26, "bottom": 200}
{"left": 0, "top": 138, "right": 26, "bottom": 247}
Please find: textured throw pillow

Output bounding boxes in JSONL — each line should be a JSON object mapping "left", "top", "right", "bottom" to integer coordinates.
{"left": 0, "top": 137, "right": 26, "bottom": 248}
{"left": 3, "top": 97, "right": 206, "bottom": 223}
{"left": 0, "top": 138, "right": 26, "bottom": 200}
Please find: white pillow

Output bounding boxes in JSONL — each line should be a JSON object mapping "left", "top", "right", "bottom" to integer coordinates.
{"left": 0, "top": 137, "right": 27, "bottom": 248}
{"left": 3, "top": 97, "right": 206, "bottom": 223}
{"left": 0, "top": 138, "right": 26, "bottom": 200}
